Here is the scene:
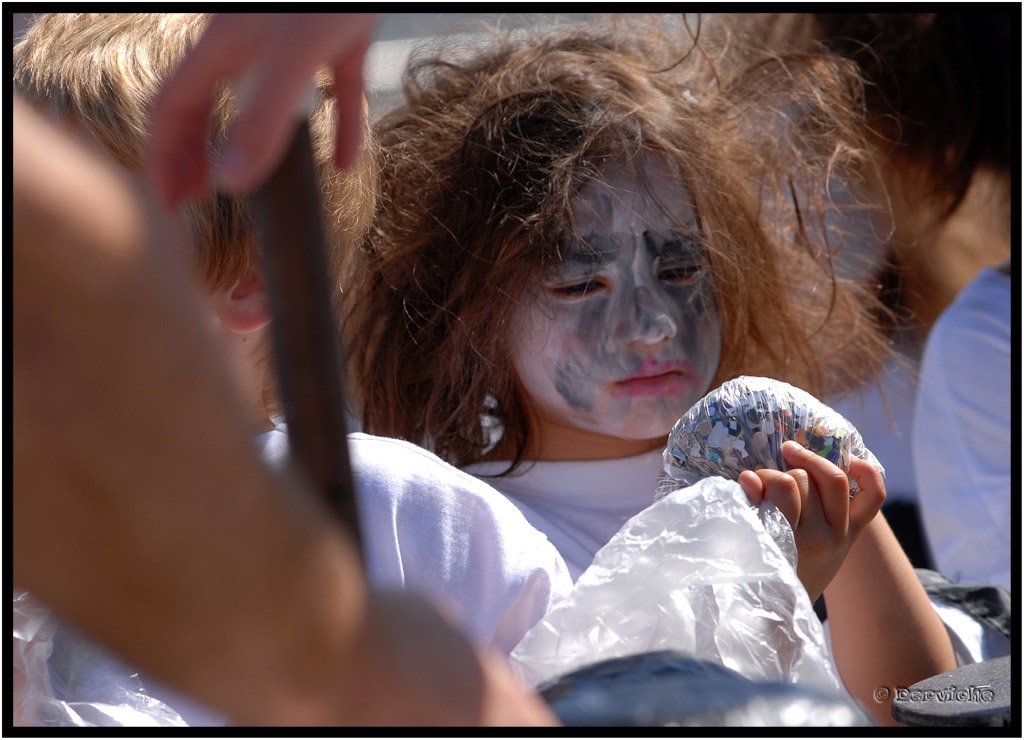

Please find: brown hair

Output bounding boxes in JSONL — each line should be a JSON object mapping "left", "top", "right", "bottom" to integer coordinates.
{"left": 725, "top": 13, "right": 1014, "bottom": 335}
{"left": 349, "top": 15, "right": 891, "bottom": 470}
{"left": 13, "top": 13, "right": 377, "bottom": 415}
{"left": 737, "top": 13, "right": 1014, "bottom": 216}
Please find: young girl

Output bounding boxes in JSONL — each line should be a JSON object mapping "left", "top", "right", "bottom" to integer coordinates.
{"left": 349, "top": 15, "right": 956, "bottom": 724}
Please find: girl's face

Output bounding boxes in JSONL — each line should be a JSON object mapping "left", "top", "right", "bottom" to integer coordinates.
{"left": 511, "top": 156, "right": 722, "bottom": 460}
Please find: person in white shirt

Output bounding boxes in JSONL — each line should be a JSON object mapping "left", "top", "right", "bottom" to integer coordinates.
{"left": 913, "top": 263, "right": 1012, "bottom": 591}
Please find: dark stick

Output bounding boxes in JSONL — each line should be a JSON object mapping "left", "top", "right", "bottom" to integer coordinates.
{"left": 251, "top": 120, "right": 362, "bottom": 559}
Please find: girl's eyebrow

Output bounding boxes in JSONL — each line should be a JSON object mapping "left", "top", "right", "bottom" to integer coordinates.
{"left": 643, "top": 227, "right": 704, "bottom": 260}
{"left": 563, "top": 234, "right": 617, "bottom": 268}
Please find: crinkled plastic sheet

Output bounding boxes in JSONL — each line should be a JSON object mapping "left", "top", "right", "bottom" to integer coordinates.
{"left": 511, "top": 478, "right": 843, "bottom": 692}
{"left": 656, "top": 375, "right": 883, "bottom": 499}
{"left": 12, "top": 590, "right": 188, "bottom": 727}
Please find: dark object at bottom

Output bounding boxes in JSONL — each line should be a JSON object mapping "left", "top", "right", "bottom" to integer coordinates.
{"left": 891, "top": 655, "right": 1013, "bottom": 728}
{"left": 538, "top": 650, "right": 872, "bottom": 727}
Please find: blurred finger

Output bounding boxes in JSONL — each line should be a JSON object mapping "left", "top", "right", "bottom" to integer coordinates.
{"left": 213, "top": 14, "right": 378, "bottom": 194}
{"left": 330, "top": 28, "right": 375, "bottom": 170}
{"left": 210, "top": 58, "right": 315, "bottom": 195}
{"left": 147, "top": 14, "right": 267, "bottom": 207}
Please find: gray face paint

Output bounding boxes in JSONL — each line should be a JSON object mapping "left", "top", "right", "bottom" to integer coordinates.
{"left": 512, "top": 156, "right": 722, "bottom": 458}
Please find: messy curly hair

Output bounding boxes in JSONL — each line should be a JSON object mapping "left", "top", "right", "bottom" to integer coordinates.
{"left": 348, "top": 14, "right": 891, "bottom": 470}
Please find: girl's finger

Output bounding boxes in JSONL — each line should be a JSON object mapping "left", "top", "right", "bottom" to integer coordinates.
{"left": 781, "top": 440, "right": 850, "bottom": 533}
{"left": 738, "top": 470, "right": 765, "bottom": 507}
{"left": 847, "top": 457, "right": 886, "bottom": 535}
{"left": 749, "top": 468, "right": 804, "bottom": 529}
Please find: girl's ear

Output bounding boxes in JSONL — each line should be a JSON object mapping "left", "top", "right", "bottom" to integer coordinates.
{"left": 215, "top": 273, "right": 271, "bottom": 335}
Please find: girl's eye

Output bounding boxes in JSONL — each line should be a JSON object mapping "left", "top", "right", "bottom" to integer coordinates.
{"left": 550, "top": 278, "right": 605, "bottom": 298}
{"left": 658, "top": 264, "right": 703, "bottom": 286}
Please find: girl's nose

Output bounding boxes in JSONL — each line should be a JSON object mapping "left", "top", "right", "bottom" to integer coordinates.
{"left": 612, "top": 284, "right": 677, "bottom": 347}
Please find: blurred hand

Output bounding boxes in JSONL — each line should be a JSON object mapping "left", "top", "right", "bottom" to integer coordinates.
{"left": 739, "top": 441, "right": 885, "bottom": 601}
{"left": 354, "top": 591, "right": 560, "bottom": 727}
{"left": 16, "top": 96, "right": 557, "bottom": 727}
{"left": 148, "top": 13, "right": 378, "bottom": 207}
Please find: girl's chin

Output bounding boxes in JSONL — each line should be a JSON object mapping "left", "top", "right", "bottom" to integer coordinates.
{"left": 602, "top": 402, "right": 693, "bottom": 437}
{"left": 585, "top": 421, "right": 677, "bottom": 444}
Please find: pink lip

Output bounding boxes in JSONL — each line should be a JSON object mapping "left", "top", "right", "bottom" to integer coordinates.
{"left": 610, "top": 360, "right": 694, "bottom": 398}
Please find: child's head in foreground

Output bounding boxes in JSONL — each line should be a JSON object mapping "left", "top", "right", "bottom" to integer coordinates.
{"left": 349, "top": 14, "right": 891, "bottom": 470}
{"left": 13, "top": 12, "right": 377, "bottom": 421}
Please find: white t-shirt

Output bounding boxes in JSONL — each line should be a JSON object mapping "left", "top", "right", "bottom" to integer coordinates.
{"left": 464, "top": 448, "right": 664, "bottom": 581}
{"left": 258, "top": 428, "right": 573, "bottom": 654}
{"left": 912, "top": 265, "right": 1011, "bottom": 591}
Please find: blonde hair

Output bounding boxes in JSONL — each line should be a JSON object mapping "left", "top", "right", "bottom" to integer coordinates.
{"left": 13, "top": 13, "right": 377, "bottom": 415}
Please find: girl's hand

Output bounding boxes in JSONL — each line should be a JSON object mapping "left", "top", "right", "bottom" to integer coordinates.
{"left": 738, "top": 441, "right": 885, "bottom": 601}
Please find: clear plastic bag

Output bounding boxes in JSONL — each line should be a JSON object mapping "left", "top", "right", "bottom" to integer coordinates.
{"left": 656, "top": 375, "right": 883, "bottom": 499}
{"left": 510, "top": 477, "right": 846, "bottom": 697}
{"left": 12, "top": 589, "right": 188, "bottom": 727}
